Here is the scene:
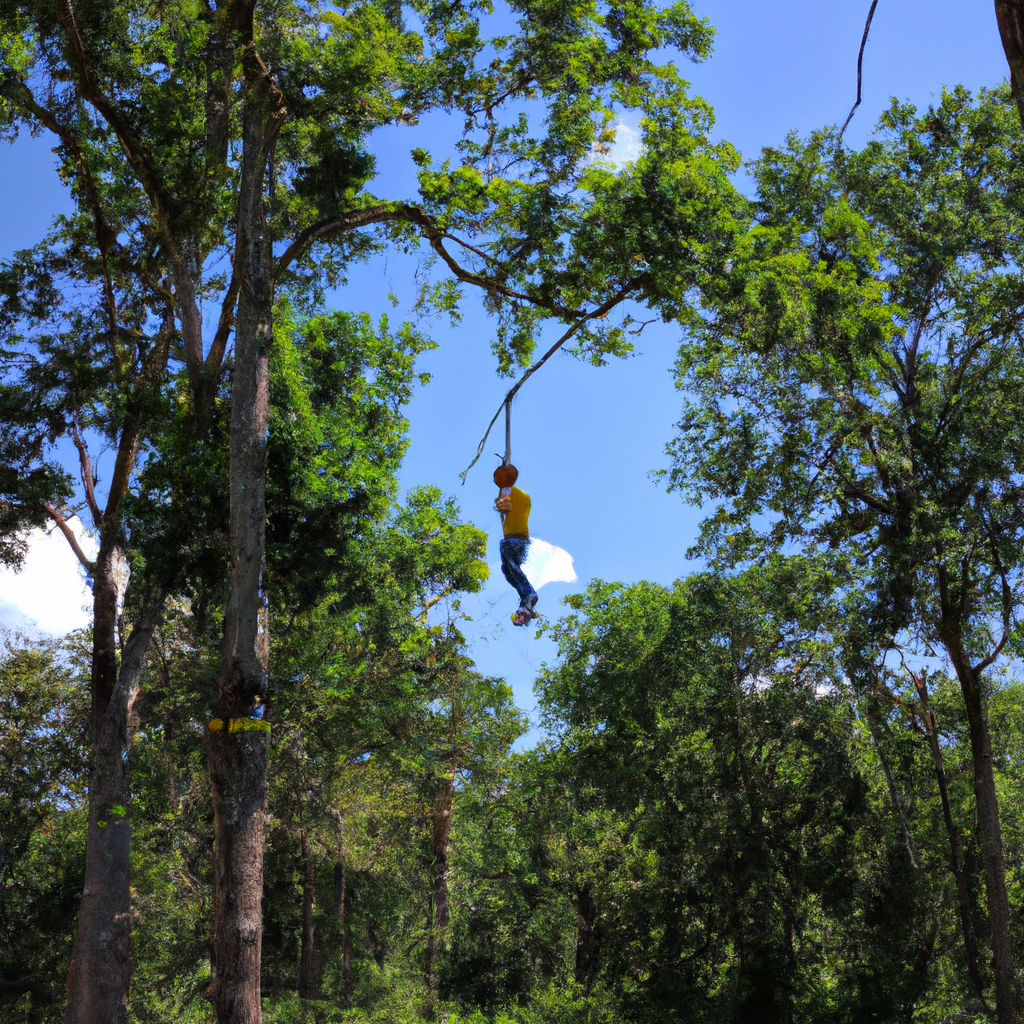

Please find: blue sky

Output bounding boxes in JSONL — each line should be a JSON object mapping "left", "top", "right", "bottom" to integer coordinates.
{"left": 0, "top": 0, "right": 1009, "bottom": 736}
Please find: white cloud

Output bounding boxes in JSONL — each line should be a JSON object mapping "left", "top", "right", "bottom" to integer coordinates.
{"left": 523, "top": 538, "right": 576, "bottom": 589}
{"left": 0, "top": 517, "right": 95, "bottom": 635}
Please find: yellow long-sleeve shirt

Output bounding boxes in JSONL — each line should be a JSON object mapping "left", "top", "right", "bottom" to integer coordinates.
{"left": 502, "top": 486, "right": 531, "bottom": 538}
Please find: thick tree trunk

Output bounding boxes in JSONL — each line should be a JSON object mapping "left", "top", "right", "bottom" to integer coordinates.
{"left": 574, "top": 882, "right": 600, "bottom": 991}
{"left": 342, "top": 879, "right": 354, "bottom": 1003}
{"left": 65, "top": 558, "right": 161, "bottom": 1024}
{"left": 333, "top": 862, "right": 344, "bottom": 922}
{"left": 995, "top": 0, "right": 1024, "bottom": 126}
{"left": 942, "top": 633, "right": 1018, "bottom": 1022}
{"left": 431, "top": 770, "right": 456, "bottom": 930}
{"left": 60, "top": 305, "right": 171, "bottom": 1023}
{"left": 65, "top": 553, "right": 128, "bottom": 1024}
{"left": 333, "top": 814, "right": 352, "bottom": 1002}
{"left": 207, "top": 719, "right": 269, "bottom": 1024}
{"left": 299, "top": 835, "right": 318, "bottom": 999}
{"left": 911, "top": 673, "right": 988, "bottom": 1004}
{"left": 426, "top": 770, "right": 456, "bottom": 986}
{"left": 865, "top": 697, "right": 917, "bottom": 867}
{"left": 206, "top": 51, "right": 285, "bottom": 1022}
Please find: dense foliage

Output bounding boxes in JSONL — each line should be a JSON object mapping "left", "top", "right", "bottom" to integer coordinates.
{"left": 7, "top": 564, "right": 1024, "bottom": 1023}
{"left": 2, "top": 0, "right": 1024, "bottom": 1019}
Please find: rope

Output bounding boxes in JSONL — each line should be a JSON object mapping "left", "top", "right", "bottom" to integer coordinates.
{"left": 459, "top": 281, "right": 642, "bottom": 484}
{"left": 504, "top": 399, "right": 511, "bottom": 465}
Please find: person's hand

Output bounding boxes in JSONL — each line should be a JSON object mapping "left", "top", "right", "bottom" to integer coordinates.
{"left": 495, "top": 494, "right": 512, "bottom": 514}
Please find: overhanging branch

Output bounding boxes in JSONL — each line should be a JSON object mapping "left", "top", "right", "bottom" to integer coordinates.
{"left": 276, "top": 203, "right": 583, "bottom": 320}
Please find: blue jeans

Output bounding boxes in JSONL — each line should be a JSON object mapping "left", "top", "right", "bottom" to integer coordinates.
{"left": 500, "top": 536, "right": 537, "bottom": 607}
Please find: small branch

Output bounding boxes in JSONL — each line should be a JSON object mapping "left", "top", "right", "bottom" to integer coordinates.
{"left": 866, "top": 676, "right": 918, "bottom": 868}
{"left": 5, "top": 82, "right": 121, "bottom": 368}
{"left": 44, "top": 504, "right": 96, "bottom": 572}
{"left": 52, "top": 0, "right": 179, "bottom": 240}
{"left": 72, "top": 420, "right": 102, "bottom": 528}
{"left": 838, "top": 0, "right": 880, "bottom": 144}
{"left": 958, "top": 537, "right": 977, "bottom": 617}
{"left": 417, "top": 591, "right": 450, "bottom": 626}
{"left": 406, "top": 207, "right": 583, "bottom": 319}
{"left": 832, "top": 461, "right": 895, "bottom": 515}
{"left": 103, "top": 310, "right": 175, "bottom": 525}
{"left": 50, "top": 0, "right": 210, "bottom": 399}
{"left": 973, "top": 534, "right": 1013, "bottom": 674}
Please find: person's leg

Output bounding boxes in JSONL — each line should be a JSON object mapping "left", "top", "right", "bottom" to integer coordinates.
{"left": 499, "top": 537, "right": 537, "bottom": 608}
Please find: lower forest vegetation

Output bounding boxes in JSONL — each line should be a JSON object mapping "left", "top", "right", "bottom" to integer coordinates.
{"left": 3, "top": 0, "right": 1024, "bottom": 1020}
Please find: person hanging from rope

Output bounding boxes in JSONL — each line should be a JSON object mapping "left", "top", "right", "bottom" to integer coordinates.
{"left": 478, "top": 401, "right": 576, "bottom": 627}
{"left": 494, "top": 462, "right": 539, "bottom": 627}
{"left": 493, "top": 462, "right": 577, "bottom": 627}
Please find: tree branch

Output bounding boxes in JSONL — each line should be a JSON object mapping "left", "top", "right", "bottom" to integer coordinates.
{"left": 5, "top": 82, "right": 122, "bottom": 369}
{"left": 205, "top": 266, "right": 241, "bottom": 378}
{"left": 402, "top": 206, "right": 583, "bottom": 319}
{"left": 50, "top": 0, "right": 211, "bottom": 395}
{"left": 53, "top": 0, "right": 179, "bottom": 241}
{"left": 44, "top": 504, "right": 96, "bottom": 572}
{"left": 275, "top": 205, "right": 410, "bottom": 277}
{"left": 276, "top": 203, "right": 584, "bottom": 320}
{"left": 112, "top": 591, "right": 166, "bottom": 719}
{"left": 71, "top": 420, "right": 102, "bottom": 529}
{"left": 417, "top": 590, "right": 451, "bottom": 626}
{"left": 103, "top": 310, "right": 175, "bottom": 525}
{"left": 974, "top": 530, "right": 1013, "bottom": 674}
{"left": 838, "top": 0, "right": 880, "bottom": 143}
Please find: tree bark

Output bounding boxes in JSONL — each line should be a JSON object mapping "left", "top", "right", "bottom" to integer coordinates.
{"left": 425, "top": 770, "right": 456, "bottom": 987}
{"left": 62, "top": 313, "right": 170, "bottom": 1023}
{"left": 941, "top": 629, "right": 1018, "bottom": 1023}
{"left": 333, "top": 813, "right": 352, "bottom": 1003}
{"left": 205, "top": 34, "right": 286, "bottom": 1021}
{"left": 298, "top": 835, "right": 318, "bottom": 1000}
{"left": 911, "top": 672, "right": 989, "bottom": 1005}
{"left": 431, "top": 770, "right": 456, "bottom": 930}
{"left": 65, "top": 562, "right": 161, "bottom": 1024}
{"left": 574, "top": 882, "right": 600, "bottom": 992}
{"left": 342, "top": 879, "right": 354, "bottom": 1004}
{"left": 865, "top": 696, "right": 917, "bottom": 867}
{"left": 995, "top": 0, "right": 1024, "bottom": 127}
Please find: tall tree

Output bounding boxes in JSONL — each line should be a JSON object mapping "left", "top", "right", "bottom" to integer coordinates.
{"left": 0, "top": 185, "right": 175, "bottom": 1022}
{"left": 669, "top": 85, "right": 1024, "bottom": 1021}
